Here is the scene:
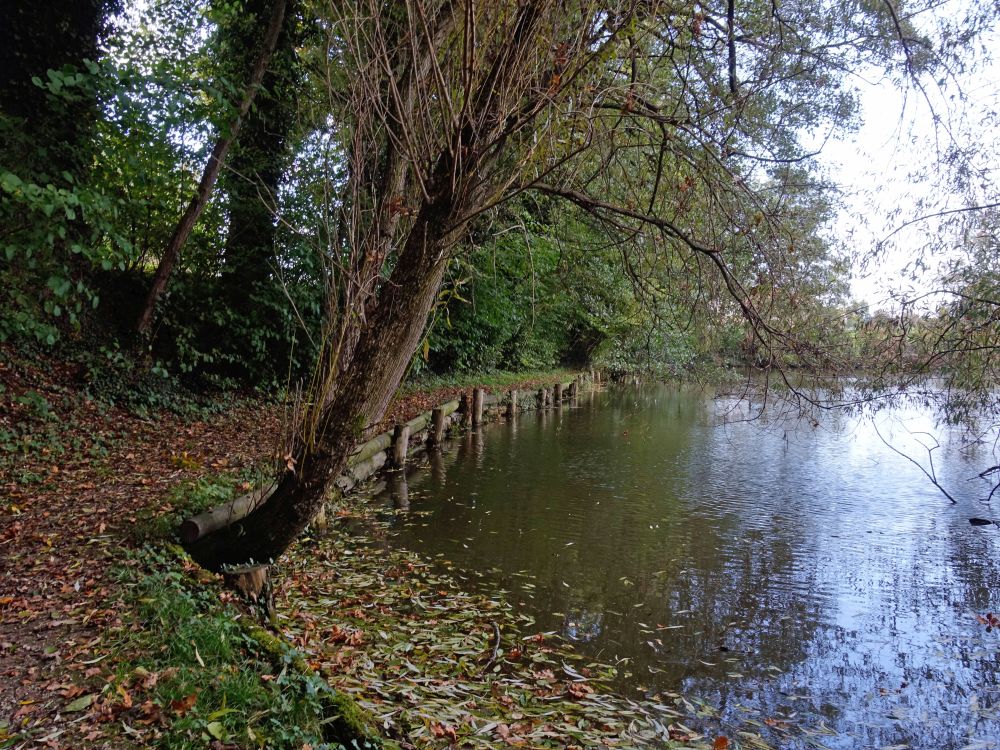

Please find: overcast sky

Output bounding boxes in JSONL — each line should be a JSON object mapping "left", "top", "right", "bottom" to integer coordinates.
{"left": 819, "top": 28, "right": 1000, "bottom": 312}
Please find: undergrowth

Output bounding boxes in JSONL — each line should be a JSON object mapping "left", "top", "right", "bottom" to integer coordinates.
{"left": 132, "top": 474, "right": 242, "bottom": 543}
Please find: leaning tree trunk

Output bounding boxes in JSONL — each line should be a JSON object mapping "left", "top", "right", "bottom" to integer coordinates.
{"left": 185, "top": 197, "right": 459, "bottom": 572}
{"left": 135, "top": 0, "right": 288, "bottom": 336}
{"left": 184, "top": 0, "right": 551, "bottom": 576}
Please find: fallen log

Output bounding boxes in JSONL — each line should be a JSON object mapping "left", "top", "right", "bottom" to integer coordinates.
{"left": 179, "top": 482, "right": 276, "bottom": 544}
{"left": 349, "top": 431, "right": 392, "bottom": 467}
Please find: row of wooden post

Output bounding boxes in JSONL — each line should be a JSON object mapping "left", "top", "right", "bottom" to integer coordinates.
{"left": 389, "top": 377, "right": 588, "bottom": 469}
{"left": 313, "top": 373, "right": 597, "bottom": 534}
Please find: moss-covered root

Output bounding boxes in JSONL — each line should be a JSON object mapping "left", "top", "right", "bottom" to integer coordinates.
{"left": 242, "top": 622, "right": 398, "bottom": 750}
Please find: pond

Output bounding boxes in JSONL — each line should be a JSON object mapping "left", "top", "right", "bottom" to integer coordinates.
{"left": 374, "top": 383, "right": 1000, "bottom": 749}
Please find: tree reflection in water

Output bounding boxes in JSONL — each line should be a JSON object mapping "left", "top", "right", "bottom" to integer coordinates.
{"left": 383, "top": 384, "right": 1000, "bottom": 749}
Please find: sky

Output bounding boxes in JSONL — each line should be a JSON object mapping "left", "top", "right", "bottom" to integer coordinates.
{"left": 818, "top": 26, "right": 1000, "bottom": 312}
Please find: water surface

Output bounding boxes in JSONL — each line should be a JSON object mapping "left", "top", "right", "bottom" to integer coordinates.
{"left": 377, "top": 384, "right": 1000, "bottom": 748}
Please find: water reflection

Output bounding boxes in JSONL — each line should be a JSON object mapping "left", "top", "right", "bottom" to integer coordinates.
{"left": 382, "top": 384, "right": 1000, "bottom": 748}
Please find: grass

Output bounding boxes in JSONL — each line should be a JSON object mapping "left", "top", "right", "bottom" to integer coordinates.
{"left": 106, "top": 545, "right": 389, "bottom": 750}
{"left": 131, "top": 473, "right": 241, "bottom": 543}
{"left": 113, "top": 469, "right": 392, "bottom": 750}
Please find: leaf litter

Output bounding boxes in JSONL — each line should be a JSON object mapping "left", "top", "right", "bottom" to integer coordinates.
{"left": 275, "top": 505, "right": 808, "bottom": 750}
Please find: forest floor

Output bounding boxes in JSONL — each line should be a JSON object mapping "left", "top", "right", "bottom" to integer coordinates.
{"left": 0, "top": 347, "right": 591, "bottom": 749}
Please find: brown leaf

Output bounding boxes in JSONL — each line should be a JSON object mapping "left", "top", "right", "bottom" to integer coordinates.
{"left": 565, "top": 681, "right": 594, "bottom": 699}
{"left": 430, "top": 722, "right": 458, "bottom": 741}
{"left": 136, "top": 700, "right": 164, "bottom": 726}
{"left": 713, "top": 737, "right": 729, "bottom": 750}
{"left": 170, "top": 692, "right": 197, "bottom": 716}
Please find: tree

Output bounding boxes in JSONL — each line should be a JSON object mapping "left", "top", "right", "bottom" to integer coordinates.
{"left": 0, "top": 0, "right": 125, "bottom": 344}
{"left": 134, "top": 0, "right": 289, "bottom": 336}
{"left": 185, "top": 0, "right": 994, "bottom": 575}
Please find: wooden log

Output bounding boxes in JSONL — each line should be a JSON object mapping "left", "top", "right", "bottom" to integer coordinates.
{"left": 507, "top": 389, "right": 518, "bottom": 418}
{"left": 406, "top": 411, "right": 431, "bottom": 434}
{"left": 472, "top": 388, "right": 484, "bottom": 426}
{"left": 392, "top": 424, "right": 410, "bottom": 467}
{"left": 348, "top": 450, "right": 387, "bottom": 485}
{"left": 554, "top": 382, "right": 563, "bottom": 402}
{"left": 349, "top": 431, "right": 392, "bottom": 467}
{"left": 536, "top": 388, "right": 545, "bottom": 408}
{"left": 180, "top": 482, "right": 275, "bottom": 544}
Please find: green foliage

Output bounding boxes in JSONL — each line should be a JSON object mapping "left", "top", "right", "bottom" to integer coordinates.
{"left": 0, "top": 65, "right": 137, "bottom": 344}
{"left": 1, "top": 0, "right": 323, "bottom": 390}
{"left": 133, "top": 474, "right": 239, "bottom": 542}
{"left": 4, "top": 0, "right": 990, "bottom": 405}
{"left": 915, "top": 211, "right": 1000, "bottom": 423}
{"left": 423, "top": 205, "right": 612, "bottom": 374}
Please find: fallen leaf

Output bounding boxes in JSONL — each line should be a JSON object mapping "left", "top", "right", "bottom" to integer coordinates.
{"left": 170, "top": 692, "right": 198, "bottom": 716}
{"left": 65, "top": 693, "right": 97, "bottom": 712}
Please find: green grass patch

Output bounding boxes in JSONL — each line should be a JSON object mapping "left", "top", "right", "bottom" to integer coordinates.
{"left": 131, "top": 474, "right": 241, "bottom": 543}
{"left": 110, "top": 545, "right": 386, "bottom": 749}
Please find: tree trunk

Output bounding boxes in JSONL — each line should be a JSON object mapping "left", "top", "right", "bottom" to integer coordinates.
{"left": 217, "top": 0, "right": 300, "bottom": 375}
{"left": 135, "top": 0, "right": 288, "bottom": 336}
{"left": 186, "top": 201, "right": 459, "bottom": 571}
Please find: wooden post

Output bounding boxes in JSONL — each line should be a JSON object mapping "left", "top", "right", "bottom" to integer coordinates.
{"left": 472, "top": 387, "right": 484, "bottom": 426}
{"left": 536, "top": 388, "right": 545, "bottom": 409}
{"left": 554, "top": 382, "right": 563, "bottom": 403}
{"left": 458, "top": 391, "right": 470, "bottom": 425}
{"left": 430, "top": 406, "right": 447, "bottom": 446}
{"left": 392, "top": 424, "right": 410, "bottom": 467}
{"left": 507, "top": 389, "right": 518, "bottom": 418}
{"left": 569, "top": 380, "right": 578, "bottom": 398}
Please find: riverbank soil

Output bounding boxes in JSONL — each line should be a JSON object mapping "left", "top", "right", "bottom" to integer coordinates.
{"left": 0, "top": 349, "right": 591, "bottom": 748}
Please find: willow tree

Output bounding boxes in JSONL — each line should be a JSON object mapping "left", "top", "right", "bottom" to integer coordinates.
{"left": 186, "top": 0, "right": 983, "bottom": 574}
